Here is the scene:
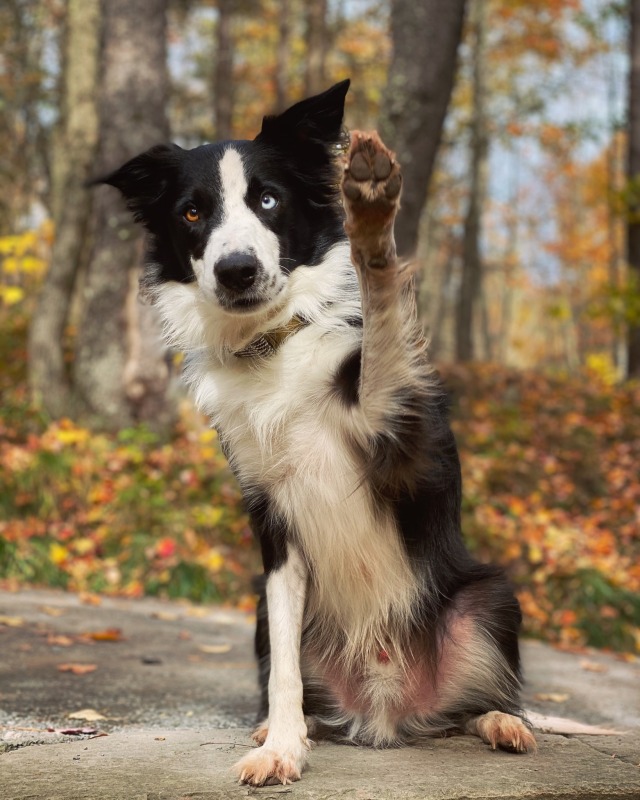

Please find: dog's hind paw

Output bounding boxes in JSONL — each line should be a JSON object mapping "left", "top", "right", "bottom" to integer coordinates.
{"left": 466, "top": 711, "right": 537, "bottom": 754}
{"left": 233, "top": 745, "right": 306, "bottom": 786}
{"left": 341, "top": 130, "right": 402, "bottom": 271}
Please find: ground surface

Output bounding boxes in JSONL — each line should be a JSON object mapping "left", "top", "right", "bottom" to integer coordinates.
{"left": 0, "top": 588, "right": 638, "bottom": 799}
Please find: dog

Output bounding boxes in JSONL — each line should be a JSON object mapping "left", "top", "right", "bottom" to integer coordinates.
{"left": 100, "top": 79, "right": 535, "bottom": 786}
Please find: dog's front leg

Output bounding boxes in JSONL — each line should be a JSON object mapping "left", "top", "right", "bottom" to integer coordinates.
{"left": 233, "top": 547, "right": 309, "bottom": 786}
{"left": 342, "top": 132, "right": 429, "bottom": 455}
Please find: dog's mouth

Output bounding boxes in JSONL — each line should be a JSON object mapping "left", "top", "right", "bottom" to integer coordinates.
{"left": 215, "top": 288, "right": 284, "bottom": 315}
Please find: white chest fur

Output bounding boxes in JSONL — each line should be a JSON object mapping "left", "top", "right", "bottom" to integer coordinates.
{"left": 186, "top": 325, "right": 418, "bottom": 654}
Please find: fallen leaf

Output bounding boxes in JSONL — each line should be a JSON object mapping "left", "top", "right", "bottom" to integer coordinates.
{"left": 57, "top": 727, "right": 99, "bottom": 735}
{"left": 579, "top": 659, "right": 608, "bottom": 673}
{"left": 47, "top": 634, "right": 74, "bottom": 647}
{"left": 197, "top": 643, "right": 232, "bottom": 655}
{"left": 178, "top": 630, "right": 192, "bottom": 641}
{"left": 186, "top": 607, "right": 209, "bottom": 618}
{"left": 40, "top": 606, "right": 65, "bottom": 617}
{"left": 141, "top": 656, "right": 163, "bottom": 665}
{"left": 525, "top": 711, "right": 623, "bottom": 736}
{"left": 533, "top": 692, "right": 570, "bottom": 703}
{"left": 0, "top": 615, "right": 24, "bottom": 627}
{"left": 82, "top": 628, "right": 124, "bottom": 642}
{"left": 151, "top": 611, "right": 179, "bottom": 622}
{"left": 78, "top": 592, "right": 102, "bottom": 606}
{"left": 58, "top": 663, "right": 98, "bottom": 675}
{"left": 67, "top": 709, "right": 107, "bottom": 721}
{"left": 154, "top": 736, "right": 166, "bottom": 741}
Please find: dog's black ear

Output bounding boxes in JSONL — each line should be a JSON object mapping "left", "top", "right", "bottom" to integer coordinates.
{"left": 257, "top": 79, "right": 350, "bottom": 147}
{"left": 91, "top": 143, "right": 184, "bottom": 223}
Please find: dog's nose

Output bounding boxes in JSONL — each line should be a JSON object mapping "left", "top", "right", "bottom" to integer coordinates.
{"left": 214, "top": 252, "right": 258, "bottom": 292}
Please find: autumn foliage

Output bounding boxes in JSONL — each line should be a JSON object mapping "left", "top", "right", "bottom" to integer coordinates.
{"left": 1, "top": 280, "right": 639, "bottom": 652}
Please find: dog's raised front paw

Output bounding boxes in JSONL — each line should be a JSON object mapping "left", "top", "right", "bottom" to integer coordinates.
{"left": 341, "top": 130, "right": 402, "bottom": 271}
{"left": 233, "top": 745, "right": 305, "bottom": 786}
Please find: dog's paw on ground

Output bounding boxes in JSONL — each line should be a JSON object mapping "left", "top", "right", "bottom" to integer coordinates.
{"left": 341, "top": 130, "right": 402, "bottom": 270}
{"left": 233, "top": 746, "right": 303, "bottom": 786}
{"left": 470, "top": 710, "right": 537, "bottom": 754}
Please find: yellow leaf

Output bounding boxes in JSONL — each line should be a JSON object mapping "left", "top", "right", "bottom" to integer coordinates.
{"left": 67, "top": 708, "right": 106, "bottom": 721}
{"left": 49, "top": 543, "right": 68, "bottom": 565}
{"left": 72, "top": 537, "right": 95, "bottom": 556}
{"left": 2, "top": 257, "right": 20, "bottom": 274}
{"left": 40, "top": 606, "right": 65, "bottom": 617}
{"left": 56, "top": 427, "right": 90, "bottom": 445}
{"left": 20, "top": 256, "right": 46, "bottom": 274}
{"left": 198, "top": 643, "right": 232, "bottom": 654}
{"left": 204, "top": 548, "right": 224, "bottom": 572}
{"left": 0, "top": 286, "right": 24, "bottom": 305}
{"left": 0, "top": 615, "right": 24, "bottom": 627}
{"left": 534, "top": 692, "right": 570, "bottom": 703}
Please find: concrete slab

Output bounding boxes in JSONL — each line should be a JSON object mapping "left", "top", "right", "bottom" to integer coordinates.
{"left": 1, "top": 589, "right": 638, "bottom": 800}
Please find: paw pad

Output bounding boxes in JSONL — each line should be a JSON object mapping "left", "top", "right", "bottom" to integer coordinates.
{"left": 342, "top": 130, "right": 402, "bottom": 214}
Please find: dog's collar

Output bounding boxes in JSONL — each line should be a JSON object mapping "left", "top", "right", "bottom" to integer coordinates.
{"left": 233, "top": 314, "right": 309, "bottom": 359}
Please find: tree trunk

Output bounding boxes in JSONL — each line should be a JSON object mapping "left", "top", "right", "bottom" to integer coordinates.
{"left": 304, "top": 0, "right": 327, "bottom": 98}
{"left": 28, "top": 0, "right": 100, "bottom": 418}
{"left": 214, "top": 0, "right": 234, "bottom": 139}
{"left": 274, "top": 0, "right": 291, "bottom": 112}
{"left": 627, "top": 0, "right": 640, "bottom": 378}
{"left": 379, "top": 0, "right": 466, "bottom": 258}
{"left": 456, "top": 0, "right": 488, "bottom": 363}
{"left": 74, "top": 0, "right": 171, "bottom": 431}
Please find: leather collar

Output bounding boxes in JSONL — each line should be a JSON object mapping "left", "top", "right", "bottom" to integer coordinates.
{"left": 233, "top": 315, "right": 309, "bottom": 359}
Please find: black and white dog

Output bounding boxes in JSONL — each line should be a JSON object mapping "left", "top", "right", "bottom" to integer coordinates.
{"left": 101, "top": 80, "right": 535, "bottom": 785}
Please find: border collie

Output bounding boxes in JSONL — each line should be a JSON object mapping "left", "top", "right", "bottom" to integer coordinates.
{"left": 100, "top": 80, "right": 535, "bottom": 786}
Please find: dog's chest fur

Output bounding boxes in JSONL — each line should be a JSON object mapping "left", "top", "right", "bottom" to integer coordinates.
{"left": 167, "top": 250, "right": 418, "bottom": 651}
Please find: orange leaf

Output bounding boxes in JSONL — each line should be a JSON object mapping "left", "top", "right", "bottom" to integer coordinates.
{"left": 58, "top": 663, "right": 98, "bottom": 675}
{"left": 83, "top": 628, "right": 123, "bottom": 642}
{"left": 78, "top": 592, "right": 102, "bottom": 606}
{"left": 579, "top": 659, "right": 608, "bottom": 673}
{"left": 47, "top": 634, "right": 74, "bottom": 647}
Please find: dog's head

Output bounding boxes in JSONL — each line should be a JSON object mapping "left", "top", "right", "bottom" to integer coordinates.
{"left": 99, "top": 80, "right": 350, "bottom": 316}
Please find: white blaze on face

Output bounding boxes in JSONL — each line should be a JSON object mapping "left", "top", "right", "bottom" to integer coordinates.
{"left": 191, "top": 147, "right": 283, "bottom": 303}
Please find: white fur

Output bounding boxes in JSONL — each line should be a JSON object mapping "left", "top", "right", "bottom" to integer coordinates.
{"left": 234, "top": 548, "right": 309, "bottom": 784}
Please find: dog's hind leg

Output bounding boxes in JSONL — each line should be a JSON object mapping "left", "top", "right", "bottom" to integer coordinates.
{"left": 465, "top": 711, "right": 537, "bottom": 753}
{"left": 233, "top": 548, "right": 310, "bottom": 786}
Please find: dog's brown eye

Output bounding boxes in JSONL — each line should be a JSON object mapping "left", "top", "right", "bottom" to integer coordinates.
{"left": 184, "top": 206, "right": 199, "bottom": 222}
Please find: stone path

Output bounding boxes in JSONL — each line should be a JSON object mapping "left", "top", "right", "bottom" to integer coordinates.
{"left": 0, "top": 589, "right": 638, "bottom": 799}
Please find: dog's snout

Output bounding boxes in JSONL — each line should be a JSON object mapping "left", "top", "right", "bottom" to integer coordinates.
{"left": 214, "top": 252, "right": 258, "bottom": 292}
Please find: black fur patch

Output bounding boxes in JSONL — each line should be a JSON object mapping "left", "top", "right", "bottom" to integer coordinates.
{"left": 244, "top": 490, "right": 289, "bottom": 574}
{"left": 333, "top": 348, "right": 361, "bottom": 406}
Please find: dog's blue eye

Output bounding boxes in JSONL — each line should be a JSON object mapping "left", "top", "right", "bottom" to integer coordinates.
{"left": 261, "top": 192, "right": 278, "bottom": 210}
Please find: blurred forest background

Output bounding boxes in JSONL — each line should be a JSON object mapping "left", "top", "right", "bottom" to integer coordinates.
{"left": 1, "top": 0, "right": 639, "bottom": 653}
